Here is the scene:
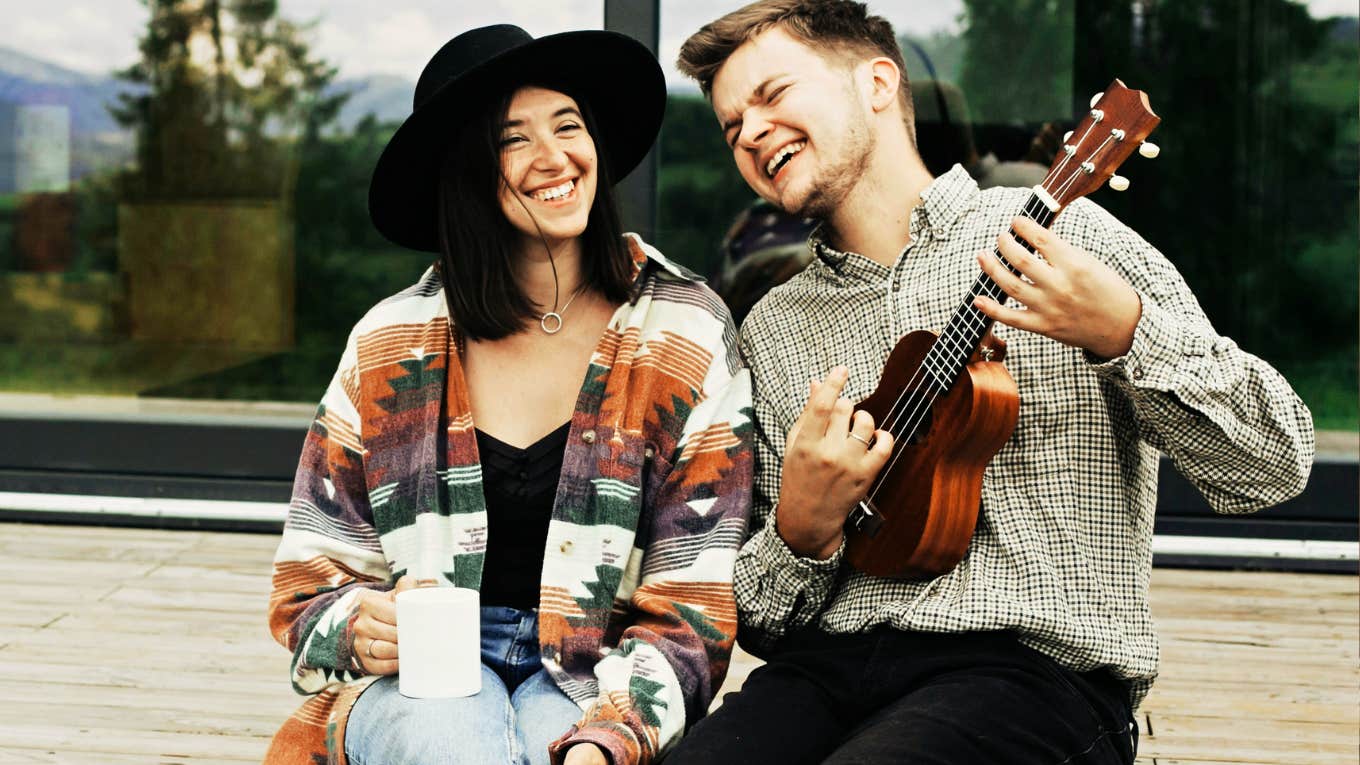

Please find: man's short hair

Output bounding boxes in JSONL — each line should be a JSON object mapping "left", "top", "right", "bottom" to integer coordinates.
{"left": 677, "top": 0, "right": 914, "bottom": 134}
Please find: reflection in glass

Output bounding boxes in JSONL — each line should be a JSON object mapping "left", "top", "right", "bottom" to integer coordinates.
{"left": 0, "top": 1, "right": 603, "bottom": 404}
{"left": 654, "top": 0, "right": 1356, "bottom": 431}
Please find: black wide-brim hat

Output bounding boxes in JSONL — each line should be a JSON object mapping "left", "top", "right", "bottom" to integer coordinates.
{"left": 368, "top": 24, "right": 666, "bottom": 253}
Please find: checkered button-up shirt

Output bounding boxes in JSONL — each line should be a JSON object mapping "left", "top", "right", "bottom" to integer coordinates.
{"left": 734, "top": 166, "right": 1315, "bottom": 707}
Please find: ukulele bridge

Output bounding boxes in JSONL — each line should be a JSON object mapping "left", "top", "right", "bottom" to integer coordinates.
{"left": 847, "top": 501, "right": 883, "bottom": 537}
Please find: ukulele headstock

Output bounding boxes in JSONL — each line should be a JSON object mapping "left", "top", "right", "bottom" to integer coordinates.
{"left": 1042, "top": 79, "right": 1160, "bottom": 210}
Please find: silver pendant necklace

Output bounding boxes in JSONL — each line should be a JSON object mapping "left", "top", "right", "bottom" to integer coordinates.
{"left": 540, "top": 282, "right": 588, "bottom": 334}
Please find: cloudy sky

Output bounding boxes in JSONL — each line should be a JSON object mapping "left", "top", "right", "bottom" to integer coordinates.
{"left": 3, "top": 0, "right": 1354, "bottom": 85}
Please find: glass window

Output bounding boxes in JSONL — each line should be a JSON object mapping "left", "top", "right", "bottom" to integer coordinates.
{"left": 655, "top": 0, "right": 1358, "bottom": 433}
{"left": 0, "top": 1, "right": 604, "bottom": 407}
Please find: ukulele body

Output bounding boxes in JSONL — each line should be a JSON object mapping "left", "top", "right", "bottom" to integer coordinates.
{"left": 846, "top": 329, "right": 1020, "bottom": 578}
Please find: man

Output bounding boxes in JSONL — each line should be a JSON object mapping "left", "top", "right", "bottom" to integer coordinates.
{"left": 666, "top": 2, "right": 1315, "bottom": 763}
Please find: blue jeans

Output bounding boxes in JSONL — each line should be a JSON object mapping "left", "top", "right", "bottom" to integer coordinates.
{"left": 345, "top": 607, "right": 583, "bottom": 765}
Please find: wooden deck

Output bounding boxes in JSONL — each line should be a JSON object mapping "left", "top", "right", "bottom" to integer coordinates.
{"left": 0, "top": 522, "right": 1354, "bottom": 765}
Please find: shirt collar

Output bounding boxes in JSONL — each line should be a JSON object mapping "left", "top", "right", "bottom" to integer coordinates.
{"left": 625, "top": 232, "right": 705, "bottom": 283}
{"left": 809, "top": 164, "right": 981, "bottom": 273}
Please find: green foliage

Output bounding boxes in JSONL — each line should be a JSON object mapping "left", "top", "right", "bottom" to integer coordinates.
{"left": 656, "top": 95, "right": 758, "bottom": 278}
{"left": 1071, "top": 0, "right": 1357, "bottom": 381}
{"left": 292, "top": 114, "right": 421, "bottom": 343}
{"left": 960, "top": 0, "right": 1075, "bottom": 123}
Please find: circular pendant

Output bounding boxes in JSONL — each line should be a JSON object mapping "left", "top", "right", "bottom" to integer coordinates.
{"left": 540, "top": 312, "right": 563, "bottom": 334}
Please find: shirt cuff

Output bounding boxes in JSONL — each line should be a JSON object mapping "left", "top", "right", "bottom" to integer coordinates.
{"left": 549, "top": 722, "right": 635, "bottom": 765}
{"left": 1085, "top": 290, "right": 1209, "bottom": 391}
{"left": 753, "top": 507, "right": 844, "bottom": 598}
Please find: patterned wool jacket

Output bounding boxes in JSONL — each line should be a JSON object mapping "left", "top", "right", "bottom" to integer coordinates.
{"left": 265, "top": 235, "right": 753, "bottom": 765}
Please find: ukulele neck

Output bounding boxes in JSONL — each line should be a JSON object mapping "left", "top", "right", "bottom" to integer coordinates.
{"left": 920, "top": 191, "right": 1058, "bottom": 392}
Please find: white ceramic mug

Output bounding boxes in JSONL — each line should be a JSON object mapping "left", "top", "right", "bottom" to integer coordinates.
{"left": 395, "top": 586, "right": 481, "bottom": 698}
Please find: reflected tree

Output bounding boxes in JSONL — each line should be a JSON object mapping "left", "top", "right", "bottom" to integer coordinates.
{"left": 110, "top": 0, "right": 346, "bottom": 200}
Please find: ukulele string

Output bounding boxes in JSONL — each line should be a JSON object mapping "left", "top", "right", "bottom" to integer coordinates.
{"left": 870, "top": 122, "right": 1119, "bottom": 458}
{"left": 871, "top": 189, "right": 1051, "bottom": 446}
{"left": 864, "top": 192, "right": 1050, "bottom": 503}
{"left": 1051, "top": 134, "right": 1117, "bottom": 203}
{"left": 865, "top": 120, "right": 1120, "bottom": 503}
{"left": 870, "top": 120, "right": 1115, "bottom": 506}
{"left": 863, "top": 184, "right": 1067, "bottom": 505}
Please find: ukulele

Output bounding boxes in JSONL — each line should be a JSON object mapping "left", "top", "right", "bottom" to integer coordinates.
{"left": 844, "top": 79, "right": 1161, "bottom": 579}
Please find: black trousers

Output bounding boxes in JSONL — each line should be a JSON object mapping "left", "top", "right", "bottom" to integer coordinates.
{"left": 667, "top": 629, "right": 1136, "bottom": 765}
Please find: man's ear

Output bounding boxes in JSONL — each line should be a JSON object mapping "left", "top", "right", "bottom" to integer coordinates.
{"left": 866, "top": 57, "right": 901, "bottom": 112}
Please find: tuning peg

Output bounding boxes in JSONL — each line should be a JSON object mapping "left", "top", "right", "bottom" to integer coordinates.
{"left": 1089, "top": 91, "right": 1103, "bottom": 108}
{"left": 1063, "top": 131, "right": 1073, "bottom": 142}
{"left": 1139, "top": 141, "right": 1160, "bottom": 158}
{"left": 1108, "top": 175, "right": 1130, "bottom": 191}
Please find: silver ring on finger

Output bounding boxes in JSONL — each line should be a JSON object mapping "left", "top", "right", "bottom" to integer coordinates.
{"left": 367, "top": 637, "right": 378, "bottom": 659}
{"left": 847, "top": 432, "right": 872, "bottom": 448}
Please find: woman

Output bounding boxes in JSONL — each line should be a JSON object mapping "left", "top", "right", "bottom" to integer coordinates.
{"left": 264, "top": 25, "right": 752, "bottom": 765}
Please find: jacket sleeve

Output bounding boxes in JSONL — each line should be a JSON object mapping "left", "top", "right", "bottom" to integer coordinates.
{"left": 268, "top": 335, "right": 393, "bottom": 694}
{"left": 726, "top": 325, "right": 845, "bottom": 654}
{"left": 551, "top": 318, "right": 754, "bottom": 765}
{"left": 1068, "top": 199, "right": 1316, "bottom": 512}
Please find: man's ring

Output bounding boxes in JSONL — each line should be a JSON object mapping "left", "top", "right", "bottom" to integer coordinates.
{"left": 367, "top": 637, "right": 378, "bottom": 659}
{"left": 848, "top": 432, "right": 872, "bottom": 448}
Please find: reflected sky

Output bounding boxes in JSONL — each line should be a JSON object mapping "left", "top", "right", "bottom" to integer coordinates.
{"left": 1, "top": 0, "right": 1356, "bottom": 84}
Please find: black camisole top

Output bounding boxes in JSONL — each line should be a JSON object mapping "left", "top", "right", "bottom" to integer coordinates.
{"left": 474, "top": 421, "right": 570, "bottom": 610}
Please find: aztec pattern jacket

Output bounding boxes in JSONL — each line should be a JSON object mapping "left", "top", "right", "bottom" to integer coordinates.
{"left": 265, "top": 235, "right": 753, "bottom": 765}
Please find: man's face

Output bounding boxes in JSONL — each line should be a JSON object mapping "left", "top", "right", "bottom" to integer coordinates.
{"left": 710, "top": 27, "right": 874, "bottom": 219}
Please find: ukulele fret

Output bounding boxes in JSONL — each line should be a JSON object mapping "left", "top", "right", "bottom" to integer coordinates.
{"left": 919, "top": 196, "right": 1056, "bottom": 390}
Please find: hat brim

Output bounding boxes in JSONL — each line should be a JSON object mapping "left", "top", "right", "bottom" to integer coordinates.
{"left": 368, "top": 30, "right": 666, "bottom": 253}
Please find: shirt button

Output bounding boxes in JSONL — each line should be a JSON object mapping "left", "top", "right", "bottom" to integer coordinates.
{"left": 581, "top": 429, "right": 596, "bottom": 444}
{"left": 1131, "top": 366, "right": 1145, "bottom": 380}
{"left": 518, "top": 470, "right": 529, "bottom": 480}
{"left": 560, "top": 540, "right": 574, "bottom": 554}
{"left": 644, "top": 445, "right": 655, "bottom": 460}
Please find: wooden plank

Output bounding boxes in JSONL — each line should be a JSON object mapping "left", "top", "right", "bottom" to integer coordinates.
{"left": 1147, "top": 714, "right": 1357, "bottom": 745}
{"left": 1149, "top": 568, "right": 1359, "bottom": 591}
{"left": 0, "top": 747, "right": 244, "bottom": 764}
{"left": 99, "top": 585, "right": 266, "bottom": 614}
{"left": 4, "top": 643, "right": 288, "bottom": 677}
{"left": 140, "top": 563, "right": 272, "bottom": 591}
{"left": 1147, "top": 678, "right": 1359, "bottom": 706}
{"left": 0, "top": 698, "right": 289, "bottom": 738}
{"left": 44, "top": 611, "right": 278, "bottom": 641}
{"left": 1142, "top": 688, "right": 1358, "bottom": 725}
{"left": 0, "top": 723, "right": 269, "bottom": 760}
{"left": 4, "top": 629, "right": 290, "bottom": 661}
{"left": 1, "top": 523, "right": 1356, "bottom": 765}
{"left": 0, "top": 659, "right": 295, "bottom": 697}
{"left": 1139, "top": 735, "right": 1355, "bottom": 765}
{"left": 8, "top": 582, "right": 122, "bottom": 607}
{"left": 0, "top": 558, "right": 159, "bottom": 583}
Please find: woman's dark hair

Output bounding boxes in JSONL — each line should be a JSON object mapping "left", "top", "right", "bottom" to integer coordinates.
{"left": 435, "top": 85, "right": 634, "bottom": 341}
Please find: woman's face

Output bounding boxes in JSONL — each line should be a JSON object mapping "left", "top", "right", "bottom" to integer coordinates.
{"left": 497, "top": 86, "right": 598, "bottom": 252}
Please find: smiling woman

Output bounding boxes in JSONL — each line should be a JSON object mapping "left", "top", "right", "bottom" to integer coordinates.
{"left": 264, "top": 22, "right": 752, "bottom": 765}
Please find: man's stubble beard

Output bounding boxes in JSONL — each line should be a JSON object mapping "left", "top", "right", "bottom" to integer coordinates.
{"left": 782, "top": 109, "right": 875, "bottom": 221}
